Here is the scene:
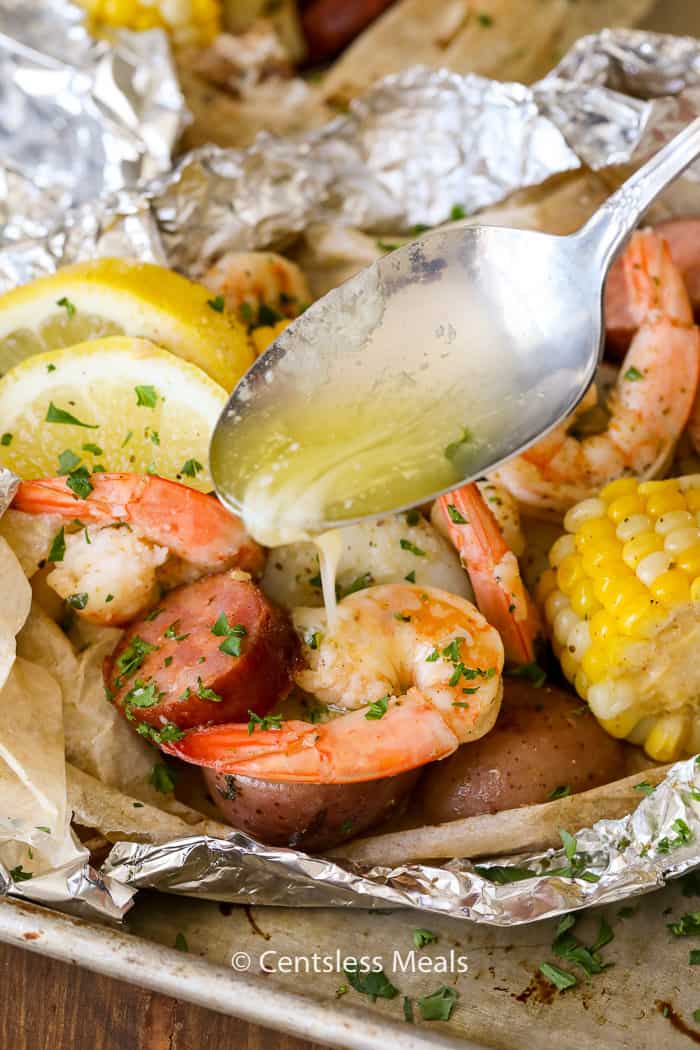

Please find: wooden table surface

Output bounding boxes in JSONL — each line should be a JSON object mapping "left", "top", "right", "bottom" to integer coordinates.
{"left": 0, "top": 941, "right": 330, "bottom": 1050}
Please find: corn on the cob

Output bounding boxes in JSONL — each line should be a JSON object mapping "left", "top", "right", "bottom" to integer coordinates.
{"left": 79, "top": 0, "right": 221, "bottom": 48}
{"left": 538, "top": 475, "right": 700, "bottom": 763}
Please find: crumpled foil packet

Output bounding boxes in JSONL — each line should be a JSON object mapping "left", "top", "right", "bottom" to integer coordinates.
{"left": 103, "top": 755, "right": 700, "bottom": 925}
{"left": 3, "top": 15, "right": 700, "bottom": 922}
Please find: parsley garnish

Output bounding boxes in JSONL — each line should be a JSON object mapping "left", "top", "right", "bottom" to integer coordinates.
{"left": 446, "top": 503, "right": 467, "bottom": 524}
{"left": 150, "top": 762, "right": 177, "bottom": 794}
{"left": 624, "top": 366, "right": 643, "bottom": 381}
{"left": 211, "top": 612, "right": 247, "bottom": 656}
{"left": 634, "top": 780, "right": 655, "bottom": 795}
{"left": 548, "top": 785, "right": 571, "bottom": 800}
{"left": 473, "top": 864, "right": 538, "bottom": 884}
{"left": 450, "top": 203, "right": 467, "bottom": 220}
{"left": 196, "top": 677, "right": 222, "bottom": 702}
{"left": 540, "top": 962, "right": 576, "bottom": 991}
{"left": 135, "top": 385, "right": 158, "bottom": 408}
{"left": 181, "top": 458, "right": 204, "bottom": 478}
{"left": 115, "top": 635, "right": 158, "bottom": 685}
{"left": 444, "top": 426, "right": 473, "bottom": 462}
{"left": 343, "top": 960, "right": 398, "bottom": 1001}
{"left": 175, "top": 931, "right": 189, "bottom": 951}
{"left": 404, "top": 509, "right": 420, "bottom": 525}
{"left": 413, "top": 928, "right": 438, "bottom": 949}
{"left": 506, "top": 661, "right": 547, "bottom": 688}
{"left": 669, "top": 912, "right": 700, "bottom": 936}
{"left": 121, "top": 430, "right": 133, "bottom": 447}
{"left": 400, "top": 538, "right": 426, "bottom": 556}
{"left": 404, "top": 570, "right": 416, "bottom": 583}
{"left": 164, "top": 621, "right": 189, "bottom": 642}
{"left": 124, "top": 679, "right": 162, "bottom": 712}
{"left": 247, "top": 710, "right": 283, "bottom": 734}
{"left": 341, "top": 572, "right": 374, "bottom": 597}
{"left": 82, "top": 442, "right": 103, "bottom": 456}
{"left": 46, "top": 402, "right": 98, "bottom": 428}
{"left": 306, "top": 631, "right": 322, "bottom": 650}
{"left": 207, "top": 295, "right": 225, "bottom": 312}
{"left": 365, "top": 696, "right": 389, "bottom": 720}
{"left": 47, "top": 527, "right": 66, "bottom": 563}
{"left": 403, "top": 997, "right": 414, "bottom": 1023}
{"left": 258, "top": 303, "right": 283, "bottom": 327}
{"left": 417, "top": 986, "right": 459, "bottom": 1021}
{"left": 9, "top": 865, "right": 33, "bottom": 882}
{"left": 136, "top": 721, "right": 184, "bottom": 744}
{"left": 66, "top": 465, "right": 93, "bottom": 499}
{"left": 57, "top": 449, "right": 81, "bottom": 474}
{"left": 57, "top": 296, "right": 76, "bottom": 318}
{"left": 0, "top": 433, "right": 12, "bottom": 446}
{"left": 66, "top": 592, "right": 88, "bottom": 610}
{"left": 657, "top": 818, "right": 693, "bottom": 854}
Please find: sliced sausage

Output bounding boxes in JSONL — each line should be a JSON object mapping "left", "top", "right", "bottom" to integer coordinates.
{"left": 106, "top": 572, "right": 298, "bottom": 731}
{"left": 204, "top": 767, "right": 420, "bottom": 851}
{"left": 605, "top": 217, "right": 700, "bottom": 358}
{"left": 416, "top": 679, "right": 627, "bottom": 823}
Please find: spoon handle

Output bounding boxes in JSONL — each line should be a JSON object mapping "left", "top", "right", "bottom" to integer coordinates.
{"left": 576, "top": 114, "right": 700, "bottom": 274}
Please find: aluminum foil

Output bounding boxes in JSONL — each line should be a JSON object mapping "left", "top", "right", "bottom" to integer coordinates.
{"left": 4, "top": 15, "right": 700, "bottom": 923}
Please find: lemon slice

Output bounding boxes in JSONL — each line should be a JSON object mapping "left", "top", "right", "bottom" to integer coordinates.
{"left": 0, "top": 337, "right": 228, "bottom": 492}
{"left": 0, "top": 258, "right": 253, "bottom": 390}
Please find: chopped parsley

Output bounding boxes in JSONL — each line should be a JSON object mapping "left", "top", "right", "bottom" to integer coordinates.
{"left": 135, "top": 385, "right": 158, "bottom": 408}
{"left": 47, "top": 363, "right": 56, "bottom": 373}
{"left": 121, "top": 430, "right": 133, "bottom": 447}
{"left": 548, "top": 785, "right": 571, "bottom": 800}
{"left": 57, "top": 449, "right": 81, "bottom": 474}
{"left": 624, "top": 366, "right": 643, "bottom": 381}
{"left": 175, "top": 931, "right": 189, "bottom": 951}
{"left": 247, "top": 710, "right": 283, "bottom": 734}
{"left": 148, "top": 429, "right": 160, "bottom": 446}
{"left": 196, "top": 677, "right": 222, "bottom": 702}
{"left": 341, "top": 572, "right": 374, "bottom": 597}
{"left": 450, "top": 204, "right": 467, "bottom": 220}
{"left": 365, "top": 696, "right": 389, "bottom": 720}
{"left": 657, "top": 818, "right": 693, "bottom": 854}
{"left": 211, "top": 612, "right": 247, "bottom": 657}
{"left": 417, "top": 986, "right": 459, "bottom": 1021}
{"left": 66, "top": 465, "right": 93, "bottom": 499}
{"left": 258, "top": 303, "right": 284, "bottom": 327}
{"left": 82, "top": 442, "right": 103, "bottom": 456}
{"left": 473, "top": 864, "right": 538, "bottom": 884}
{"left": 136, "top": 721, "right": 184, "bottom": 744}
{"left": 446, "top": 503, "right": 467, "bottom": 524}
{"left": 164, "top": 621, "right": 189, "bottom": 642}
{"left": 506, "top": 661, "right": 547, "bottom": 688}
{"left": 404, "top": 509, "right": 420, "bottom": 526}
{"left": 343, "top": 960, "right": 398, "bottom": 1001}
{"left": 47, "top": 527, "right": 66, "bottom": 563}
{"left": 56, "top": 296, "right": 76, "bottom": 318}
{"left": 0, "top": 433, "right": 12, "bottom": 446}
{"left": 335, "top": 985, "right": 349, "bottom": 999}
{"left": 9, "top": 865, "right": 33, "bottom": 882}
{"left": 394, "top": 612, "right": 411, "bottom": 622}
{"left": 115, "top": 635, "right": 158, "bottom": 685}
{"left": 145, "top": 606, "right": 163, "bottom": 622}
{"left": 669, "top": 912, "right": 700, "bottom": 937}
{"left": 306, "top": 631, "right": 322, "bottom": 650}
{"left": 150, "top": 762, "right": 177, "bottom": 794}
{"left": 124, "top": 679, "right": 162, "bottom": 712}
{"left": 66, "top": 592, "right": 88, "bottom": 610}
{"left": 403, "top": 997, "right": 414, "bottom": 1023}
{"left": 400, "top": 538, "right": 426, "bottom": 556}
{"left": 207, "top": 295, "right": 225, "bottom": 312}
{"left": 181, "top": 458, "right": 204, "bottom": 478}
{"left": 413, "top": 928, "right": 438, "bottom": 949}
{"left": 404, "top": 570, "right": 416, "bottom": 583}
{"left": 377, "top": 240, "right": 400, "bottom": 252}
{"left": 46, "top": 402, "right": 98, "bottom": 428}
{"left": 690, "top": 950, "right": 700, "bottom": 966}
{"left": 634, "top": 780, "right": 655, "bottom": 795}
{"left": 426, "top": 647, "right": 440, "bottom": 662}
{"left": 540, "top": 962, "right": 576, "bottom": 991}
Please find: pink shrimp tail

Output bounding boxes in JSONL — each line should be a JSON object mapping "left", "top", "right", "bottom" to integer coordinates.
{"left": 438, "top": 485, "right": 539, "bottom": 665}
{"left": 162, "top": 689, "right": 459, "bottom": 783}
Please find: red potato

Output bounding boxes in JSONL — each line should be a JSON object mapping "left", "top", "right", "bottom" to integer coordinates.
{"left": 204, "top": 767, "right": 421, "bottom": 851}
{"left": 605, "top": 217, "right": 700, "bottom": 357}
{"left": 301, "top": 0, "right": 397, "bottom": 63}
{"left": 106, "top": 573, "right": 298, "bottom": 731}
{"left": 415, "top": 679, "right": 627, "bottom": 824}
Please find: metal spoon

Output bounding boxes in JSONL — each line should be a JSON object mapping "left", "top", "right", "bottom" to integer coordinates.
{"left": 211, "top": 117, "right": 700, "bottom": 543}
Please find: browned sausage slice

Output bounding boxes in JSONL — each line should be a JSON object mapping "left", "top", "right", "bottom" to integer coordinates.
{"left": 105, "top": 573, "right": 298, "bottom": 732}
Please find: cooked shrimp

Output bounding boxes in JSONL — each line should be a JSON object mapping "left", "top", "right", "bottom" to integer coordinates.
{"left": 492, "top": 230, "right": 700, "bottom": 517}
{"left": 203, "top": 251, "right": 310, "bottom": 320}
{"left": 12, "top": 473, "right": 263, "bottom": 625}
{"left": 163, "top": 583, "right": 504, "bottom": 783}
{"left": 434, "top": 484, "right": 540, "bottom": 664}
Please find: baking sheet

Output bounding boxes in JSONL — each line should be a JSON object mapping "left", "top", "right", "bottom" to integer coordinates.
{"left": 2, "top": 0, "right": 700, "bottom": 1046}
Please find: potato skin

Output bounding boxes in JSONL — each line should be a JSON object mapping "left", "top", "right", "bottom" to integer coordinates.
{"left": 416, "top": 680, "right": 626, "bottom": 824}
{"left": 203, "top": 767, "right": 420, "bottom": 851}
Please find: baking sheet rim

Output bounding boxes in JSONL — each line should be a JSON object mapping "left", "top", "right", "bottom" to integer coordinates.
{"left": 0, "top": 895, "right": 480, "bottom": 1050}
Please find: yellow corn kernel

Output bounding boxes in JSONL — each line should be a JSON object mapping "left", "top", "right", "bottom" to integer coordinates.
{"left": 563, "top": 498, "right": 607, "bottom": 533}
{"left": 574, "top": 669, "right": 589, "bottom": 700}
{"left": 607, "top": 493, "right": 646, "bottom": 524}
{"left": 621, "top": 532, "right": 664, "bottom": 569}
{"left": 580, "top": 542, "right": 624, "bottom": 575}
{"left": 548, "top": 533, "right": 576, "bottom": 568}
{"left": 602, "top": 577, "right": 649, "bottom": 614}
{"left": 535, "top": 568, "right": 557, "bottom": 605}
{"left": 581, "top": 642, "right": 610, "bottom": 683}
{"left": 638, "top": 479, "right": 678, "bottom": 498}
{"left": 650, "top": 568, "right": 692, "bottom": 606}
{"left": 569, "top": 577, "right": 600, "bottom": 619}
{"left": 655, "top": 510, "right": 695, "bottom": 536}
{"left": 616, "top": 513, "right": 653, "bottom": 542}
{"left": 686, "top": 489, "right": 700, "bottom": 512}
{"left": 600, "top": 477, "right": 639, "bottom": 503}
{"left": 644, "top": 713, "right": 687, "bottom": 762}
{"left": 599, "top": 709, "right": 641, "bottom": 739}
{"left": 691, "top": 577, "right": 700, "bottom": 603}
{"left": 645, "top": 487, "right": 686, "bottom": 518}
{"left": 575, "top": 517, "right": 618, "bottom": 547}
{"left": 560, "top": 649, "right": 578, "bottom": 683}
{"left": 615, "top": 596, "right": 658, "bottom": 636}
{"left": 676, "top": 544, "right": 700, "bottom": 577}
{"left": 589, "top": 609, "right": 618, "bottom": 644}
{"left": 557, "top": 554, "right": 585, "bottom": 594}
